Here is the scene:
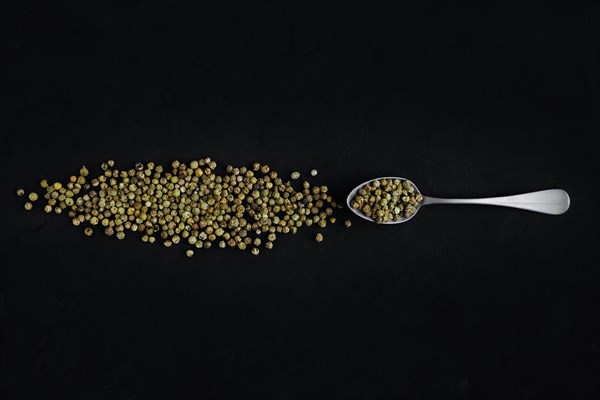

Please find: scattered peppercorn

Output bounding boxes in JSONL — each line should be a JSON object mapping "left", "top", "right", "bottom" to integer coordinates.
{"left": 186, "top": 249, "right": 194, "bottom": 257}
{"left": 24, "top": 202, "right": 33, "bottom": 210}
{"left": 290, "top": 171, "right": 300, "bottom": 180}
{"left": 344, "top": 219, "right": 352, "bottom": 228}
{"left": 17, "top": 158, "right": 343, "bottom": 255}
{"left": 16, "top": 189, "right": 25, "bottom": 197}
{"left": 310, "top": 169, "right": 318, "bottom": 176}
{"left": 315, "top": 233, "right": 323, "bottom": 242}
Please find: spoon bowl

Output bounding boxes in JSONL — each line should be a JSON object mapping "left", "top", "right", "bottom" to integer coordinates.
{"left": 346, "top": 176, "right": 423, "bottom": 224}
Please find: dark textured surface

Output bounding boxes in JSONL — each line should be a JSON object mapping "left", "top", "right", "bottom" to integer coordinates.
{"left": 1, "top": 2, "right": 599, "bottom": 399}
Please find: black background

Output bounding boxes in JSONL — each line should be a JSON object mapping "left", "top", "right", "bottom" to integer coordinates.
{"left": 1, "top": 2, "right": 599, "bottom": 399}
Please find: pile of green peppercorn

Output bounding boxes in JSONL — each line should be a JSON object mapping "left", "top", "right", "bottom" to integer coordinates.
{"left": 350, "top": 178, "right": 423, "bottom": 223}
{"left": 16, "top": 159, "right": 352, "bottom": 256}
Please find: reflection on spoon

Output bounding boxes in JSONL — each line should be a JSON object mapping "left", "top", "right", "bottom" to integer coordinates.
{"left": 347, "top": 176, "right": 570, "bottom": 225}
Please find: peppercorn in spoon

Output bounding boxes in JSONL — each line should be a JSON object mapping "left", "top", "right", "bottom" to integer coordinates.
{"left": 347, "top": 177, "right": 570, "bottom": 224}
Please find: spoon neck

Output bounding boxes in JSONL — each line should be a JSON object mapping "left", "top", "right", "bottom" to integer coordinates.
{"left": 422, "top": 196, "right": 456, "bottom": 205}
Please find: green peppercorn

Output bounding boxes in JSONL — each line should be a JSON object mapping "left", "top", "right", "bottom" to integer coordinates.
{"left": 310, "top": 169, "right": 318, "bottom": 176}
{"left": 186, "top": 249, "right": 194, "bottom": 257}
{"left": 20, "top": 158, "right": 344, "bottom": 256}
{"left": 251, "top": 247, "right": 260, "bottom": 255}
{"left": 16, "top": 188, "right": 25, "bottom": 197}
{"left": 84, "top": 227, "right": 93, "bottom": 236}
{"left": 344, "top": 219, "right": 352, "bottom": 228}
{"left": 315, "top": 233, "right": 323, "bottom": 242}
{"left": 350, "top": 178, "right": 422, "bottom": 223}
{"left": 290, "top": 171, "right": 300, "bottom": 180}
{"left": 24, "top": 202, "right": 33, "bottom": 210}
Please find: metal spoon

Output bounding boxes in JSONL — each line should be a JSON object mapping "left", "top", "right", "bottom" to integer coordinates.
{"left": 347, "top": 177, "right": 570, "bottom": 224}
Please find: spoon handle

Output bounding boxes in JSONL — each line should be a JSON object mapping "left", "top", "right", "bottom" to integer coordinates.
{"left": 422, "top": 189, "right": 570, "bottom": 215}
